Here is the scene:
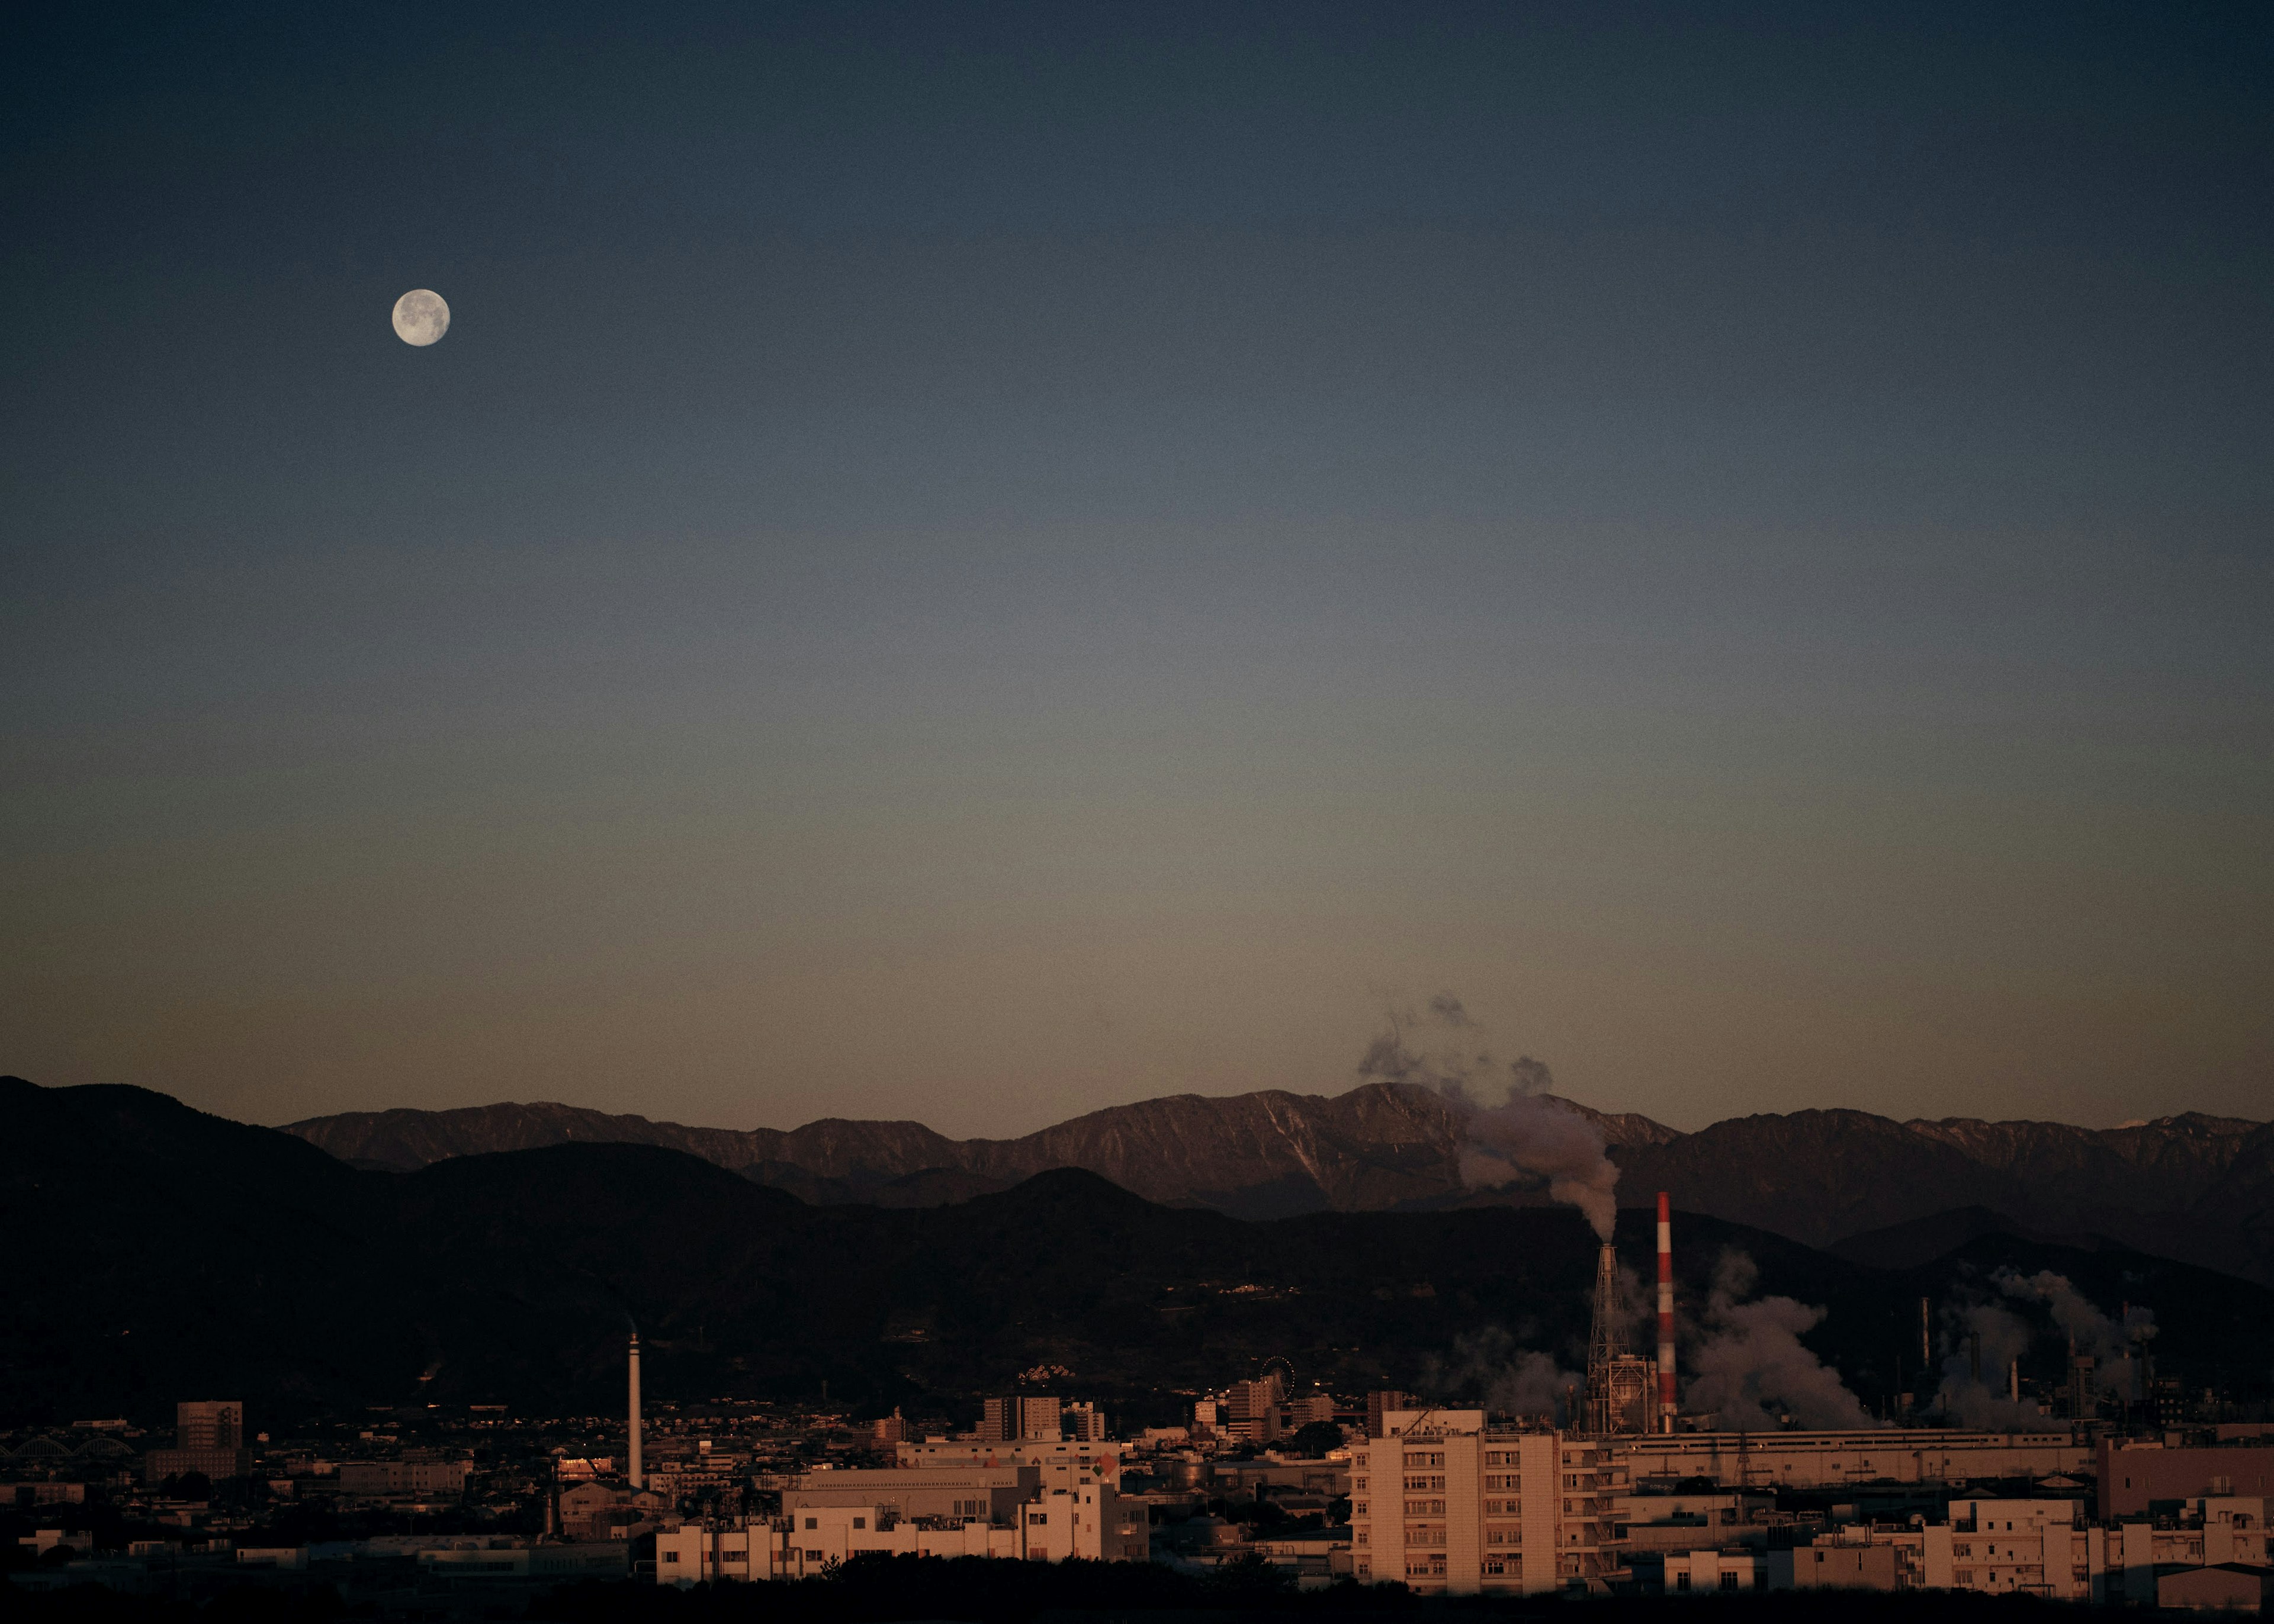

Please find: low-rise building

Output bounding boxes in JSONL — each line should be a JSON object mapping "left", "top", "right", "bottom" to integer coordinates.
{"left": 336, "top": 1458, "right": 469, "bottom": 1500}
{"left": 2159, "top": 1563, "right": 2274, "bottom": 1613}
{"left": 1646, "top": 1548, "right": 1766, "bottom": 1594}
{"left": 1922, "top": 1498, "right": 2100, "bottom": 1600}
{"left": 1766, "top": 1536, "right": 1910, "bottom": 1591}
{"left": 1618, "top": 1490, "right": 1773, "bottom": 1555}
{"left": 894, "top": 1438, "right": 1124, "bottom": 1491}
{"left": 1208, "top": 1456, "right": 1348, "bottom": 1500}
{"left": 554, "top": 1481, "right": 670, "bottom": 1542}
{"left": 657, "top": 1477, "right": 1149, "bottom": 1584}
{"left": 786, "top": 1466, "right": 1038, "bottom": 1523}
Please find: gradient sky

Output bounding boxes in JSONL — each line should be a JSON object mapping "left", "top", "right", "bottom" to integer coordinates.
{"left": 4, "top": 1, "right": 2270, "bottom": 1137}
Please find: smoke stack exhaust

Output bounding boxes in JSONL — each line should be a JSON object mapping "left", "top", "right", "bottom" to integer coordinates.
{"left": 628, "top": 1330, "right": 644, "bottom": 1489}
{"left": 1656, "top": 1191, "right": 1676, "bottom": 1432}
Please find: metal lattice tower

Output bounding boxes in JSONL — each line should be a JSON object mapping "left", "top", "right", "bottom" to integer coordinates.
{"left": 1584, "top": 1242, "right": 1623, "bottom": 1432}
{"left": 1584, "top": 1240, "right": 1656, "bottom": 1435}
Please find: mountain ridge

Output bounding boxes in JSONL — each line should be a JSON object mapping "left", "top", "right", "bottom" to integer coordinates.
{"left": 282, "top": 1085, "right": 2274, "bottom": 1284}
{"left": 11, "top": 1076, "right": 2272, "bottom": 1430}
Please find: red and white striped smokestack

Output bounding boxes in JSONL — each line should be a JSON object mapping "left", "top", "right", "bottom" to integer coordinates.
{"left": 1656, "top": 1191, "right": 1677, "bottom": 1431}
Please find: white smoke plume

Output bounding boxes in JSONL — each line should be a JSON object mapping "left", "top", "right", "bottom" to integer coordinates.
{"left": 1995, "top": 1268, "right": 2156, "bottom": 1365}
{"left": 1357, "top": 993, "right": 1620, "bottom": 1238}
{"left": 1930, "top": 1269, "right": 2151, "bottom": 1425}
{"left": 1681, "top": 1250, "right": 1880, "bottom": 1432}
{"left": 1421, "top": 1326, "right": 1585, "bottom": 1426}
{"left": 1933, "top": 1300, "right": 2050, "bottom": 1429}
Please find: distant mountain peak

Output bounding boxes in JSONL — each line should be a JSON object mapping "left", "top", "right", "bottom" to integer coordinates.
{"left": 274, "top": 1081, "right": 2271, "bottom": 1284}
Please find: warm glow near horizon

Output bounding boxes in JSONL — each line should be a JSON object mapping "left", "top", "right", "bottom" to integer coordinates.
{"left": 4, "top": 6, "right": 2270, "bottom": 1141}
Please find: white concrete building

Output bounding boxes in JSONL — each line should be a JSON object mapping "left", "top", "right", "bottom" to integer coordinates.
{"left": 1658, "top": 1549, "right": 1765, "bottom": 1593}
{"left": 1347, "top": 1411, "right": 1623, "bottom": 1595}
{"left": 1922, "top": 1499, "right": 2101, "bottom": 1600}
{"left": 783, "top": 1465, "right": 1035, "bottom": 1523}
{"left": 658, "top": 1473, "right": 1148, "bottom": 1583}
{"left": 894, "top": 1438, "right": 1125, "bottom": 1491}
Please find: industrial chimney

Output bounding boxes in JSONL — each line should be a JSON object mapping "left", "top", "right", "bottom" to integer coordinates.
{"left": 628, "top": 1330, "right": 644, "bottom": 1490}
{"left": 1656, "top": 1192, "right": 1677, "bottom": 1432}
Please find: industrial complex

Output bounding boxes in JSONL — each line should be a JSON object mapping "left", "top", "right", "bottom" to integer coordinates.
{"left": 9, "top": 1191, "right": 2271, "bottom": 1610}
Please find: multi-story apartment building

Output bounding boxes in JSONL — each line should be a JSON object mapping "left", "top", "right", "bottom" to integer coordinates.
{"left": 142, "top": 1400, "right": 250, "bottom": 1485}
{"left": 1346, "top": 1410, "right": 1623, "bottom": 1595}
{"left": 980, "top": 1395, "right": 1062, "bottom": 1442}
{"left": 1923, "top": 1498, "right": 2093, "bottom": 1598}
{"left": 174, "top": 1402, "right": 242, "bottom": 1449}
{"left": 1225, "top": 1378, "right": 1284, "bottom": 1445}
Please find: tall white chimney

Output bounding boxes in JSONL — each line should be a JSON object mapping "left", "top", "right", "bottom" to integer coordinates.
{"left": 628, "top": 1331, "right": 644, "bottom": 1489}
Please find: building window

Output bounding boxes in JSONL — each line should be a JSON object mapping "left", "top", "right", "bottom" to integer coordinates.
{"left": 1676, "top": 1573, "right": 1691, "bottom": 1592}
{"left": 662, "top": 1552, "right": 679, "bottom": 1564}
{"left": 852, "top": 1517, "right": 865, "bottom": 1530}
{"left": 804, "top": 1518, "right": 817, "bottom": 1530}
{"left": 1721, "top": 1572, "right": 1739, "bottom": 1591}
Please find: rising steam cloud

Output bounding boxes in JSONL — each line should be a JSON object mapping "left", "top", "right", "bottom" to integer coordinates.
{"left": 1421, "top": 1326, "right": 1585, "bottom": 1427}
{"left": 1357, "top": 993, "right": 1620, "bottom": 1238}
{"left": 1996, "top": 1268, "right": 2156, "bottom": 1365}
{"left": 1932, "top": 1298, "right": 2048, "bottom": 1429}
{"left": 1932, "top": 1268, "right": 2154, "bottom": 1426}
{"left": 1681, "top": 1250, "right": 1880, "bottom": 1431}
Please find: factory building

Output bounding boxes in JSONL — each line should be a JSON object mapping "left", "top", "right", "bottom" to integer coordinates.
{"left": 2098, "top": 1438, "right": 2274, "bottom": 1518}
{"left": 1617, "top": 1427, "right": 2091, "bottom": 1488}
{"left": 1347, "top": 1410, "right": 1623, "bottom": 1594}
{"left": 657, "top": 1470, "right": 1147, "bottom": 1582}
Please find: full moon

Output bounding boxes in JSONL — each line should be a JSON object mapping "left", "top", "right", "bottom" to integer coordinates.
{"left": 392, "top": 289, "right": 450, "bottom": 346}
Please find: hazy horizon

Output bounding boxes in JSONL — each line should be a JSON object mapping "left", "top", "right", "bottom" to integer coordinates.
{"left": 6, "top": 3, "right": 2270, "bottom": 1140}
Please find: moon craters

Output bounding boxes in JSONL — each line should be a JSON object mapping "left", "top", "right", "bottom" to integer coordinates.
{"left": 392, "top": 289, "right": 450, "bottom": 347}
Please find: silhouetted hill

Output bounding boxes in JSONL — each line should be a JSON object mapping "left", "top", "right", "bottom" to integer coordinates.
{"left": 1828, "top": 1207, "right": 2044, "bottom": 1271}
{"left": 285, "top": 1085, "right": 2273, "bottom": 1284}
{"left": 7, "top": 1078, "right": 2270, "bottom": 1430}
{"left": 1613, "top": 1108, "right": 2274, "bottom": 1284}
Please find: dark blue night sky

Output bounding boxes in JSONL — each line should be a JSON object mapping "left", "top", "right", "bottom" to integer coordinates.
{"left": 5, "top": 2, "right": 2270, "bottom": 1134}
